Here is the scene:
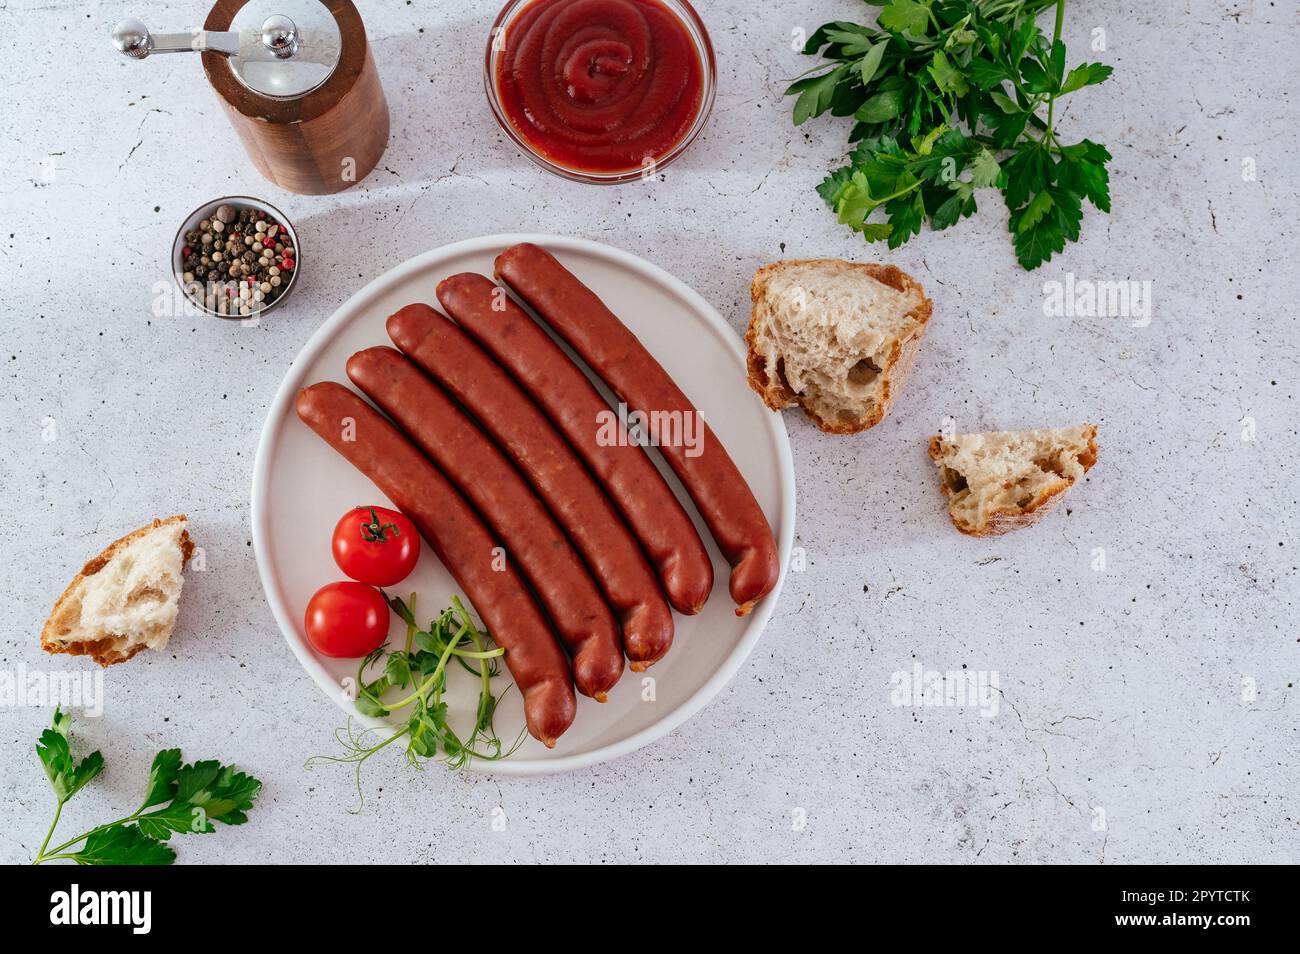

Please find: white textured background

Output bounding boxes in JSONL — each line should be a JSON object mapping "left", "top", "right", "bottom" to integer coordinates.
{"left": 1, "top": 0, "right": 1296, "bottom": 864}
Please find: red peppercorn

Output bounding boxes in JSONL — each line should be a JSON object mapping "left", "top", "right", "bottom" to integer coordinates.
{"left": 183, "top": 246, "right": 192, "bottom": 257}
{"left": 281, "top": 258, "right": 294, "bottom": 270}
{"left": 263, "top": 237, "right": 275, "bottom": 248}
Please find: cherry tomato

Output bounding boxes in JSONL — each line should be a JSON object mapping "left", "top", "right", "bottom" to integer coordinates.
{"left": 331, "top": 506, "right": 420, "bottom": 586}
{"left": 304, "top": 581, "right": 390, "bottom": 658}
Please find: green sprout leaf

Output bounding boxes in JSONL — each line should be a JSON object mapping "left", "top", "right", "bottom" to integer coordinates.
{"left": 305, "top": 596, "right": 520, "bottom": 812}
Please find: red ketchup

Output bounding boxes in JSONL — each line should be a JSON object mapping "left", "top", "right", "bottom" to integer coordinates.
{"left": 496, "top": 0, "right": 706, "bottom": 174}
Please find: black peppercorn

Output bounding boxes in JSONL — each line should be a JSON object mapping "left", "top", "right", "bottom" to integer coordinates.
{"left": 182, "top": 202, "right": 293, "bottom": 315}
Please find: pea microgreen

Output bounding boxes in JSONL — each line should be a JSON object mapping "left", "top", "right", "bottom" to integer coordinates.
{"left": 306, "top": 593, "right": 524, "bottom": 812}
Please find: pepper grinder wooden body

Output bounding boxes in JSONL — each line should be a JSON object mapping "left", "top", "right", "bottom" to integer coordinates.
{"left": 201, "top": 0, "right": 388, "bottom": 195}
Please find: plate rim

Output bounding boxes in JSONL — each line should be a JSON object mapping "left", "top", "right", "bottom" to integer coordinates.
{"left": 250, "top": 233, "right": 796, "bottom": 775}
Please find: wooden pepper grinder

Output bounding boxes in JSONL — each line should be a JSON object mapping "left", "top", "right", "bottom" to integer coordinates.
{"left": 112, "top": 0, "right": 389, "bottom": 195}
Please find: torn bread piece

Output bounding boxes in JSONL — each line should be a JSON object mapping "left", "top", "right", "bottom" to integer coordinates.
{"left": 928, "top": 426, "right": 1098, "bottom": 536}
{"left": 41, "top": 515, "right": 195, "bottom": 666}
{"left": 746, "top": 258, "right": 933, "bottom": 434}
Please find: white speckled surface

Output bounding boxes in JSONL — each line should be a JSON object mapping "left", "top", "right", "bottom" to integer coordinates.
{"left": 1, "top": 0, "right": 1296, "bottom": 864}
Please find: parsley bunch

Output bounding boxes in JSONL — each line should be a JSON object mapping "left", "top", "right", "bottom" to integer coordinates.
{"left": 307, "top": 594, "right": 523, "bottom": 811}
{"left": 788, "top": 0, "right": 1112, "bottom": 269}
{"left": 32, "top": 708, "right": 261, "bottom": 864}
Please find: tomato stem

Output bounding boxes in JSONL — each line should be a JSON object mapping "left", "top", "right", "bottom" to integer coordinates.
{"left": 358, "top": 505, "right": 401, "bottom": 543}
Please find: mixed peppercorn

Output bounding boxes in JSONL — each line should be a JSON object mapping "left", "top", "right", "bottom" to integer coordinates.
{"left": 179, "top": 204, "right": 296, "bottom": 317}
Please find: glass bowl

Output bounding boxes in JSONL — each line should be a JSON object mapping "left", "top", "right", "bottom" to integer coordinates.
{"left": 484, "top": 0, "right": 717, "bottom": 184}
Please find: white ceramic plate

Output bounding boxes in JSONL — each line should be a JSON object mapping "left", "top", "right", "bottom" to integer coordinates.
{"left": 251, "top": 234, "right": 795, "bottom": 774}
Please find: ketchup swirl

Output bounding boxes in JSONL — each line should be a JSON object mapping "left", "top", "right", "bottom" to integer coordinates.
{"left": 496, "top": 0, "right": 706, "bottom": 173}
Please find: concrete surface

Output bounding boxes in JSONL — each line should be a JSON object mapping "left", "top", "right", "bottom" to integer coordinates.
{"left": 1, "top": 0, "right": 1295, "bottom": 864}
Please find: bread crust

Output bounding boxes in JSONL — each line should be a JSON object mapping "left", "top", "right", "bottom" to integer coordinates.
{"left": 40, "top": 515, "right": 194, "bottom": 666}
{"left": 746, "top": 259, "right": 933, "bottom": 434}
{"left": 928, "top": 428, "right": 1098, "bottom": 536}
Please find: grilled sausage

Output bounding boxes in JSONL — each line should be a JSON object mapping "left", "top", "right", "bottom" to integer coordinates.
{"left": 387, "top": 303, "right": 675, "bottom": 670}
{"left": 495, "top": 243, "right": 780, "bottom": 616}
{"left": 294, "top": 381, "right": 575, "bottom": 746}
{"left": 435, "top": 272, "right": 715, "bottom": 616}
{"left": 346, "top": 347, "right": 625, "bottom": 701}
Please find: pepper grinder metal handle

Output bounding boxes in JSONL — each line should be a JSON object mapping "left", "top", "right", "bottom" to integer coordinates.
{"left": 111, "top": 16, "right": 298, "bottom": 60}
{"left": 110, "top": 0, "right": 386, "bottom": 195}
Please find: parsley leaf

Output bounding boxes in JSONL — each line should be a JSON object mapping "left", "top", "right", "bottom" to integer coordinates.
{"left": 910, "top": 128, "right": 970, "bottom": 180}
{"left": 1002, "top": 141, "right": 1054, "bottom": 210}
{"left": 1060, "top": 62, "right": 1113, "bottom": 94}
{"left": 817, "top": 166, "right": 854, "bottom": 209}
{"left": 791, "top": 65, "right": 848, "bottom": 126}
{"left": 37, "top": 708, "right": 104, "bottom": 804}
{"left": 31, "top": 709, "right": 261, "bottom": 865}
{"left": 1010, "top": 212, "right": 1061, "bottom": 270}
{"left": 878, "top": 0, "right": 932, "bottom": 39}
{"left": 140, "top": 748, "right": 182, "bottom": 809}
{"left": 856, "top": 89, "right": 906, "bottom": 124}
{"left": 927, "top": 50, "right": 969, "bottom": 96}
{"left": 857, "top": 40, "right": 890, "bottom": 86}
{"left": 886, "top": 191, "right": 927, "bottom": 248}
{"left": 964, "top": 58, "right": 1007, "bottom": 91}
{"left": 970, "top": 149, "right": 1003, "bottom": 188}
{"left": 823, "top": 26, "right": 877, "bottom": 58}
{"left": 133, "top": 761, "right": 262, "bottom": 840}
{"left": 932, "top": 183, "right": 977, "bottom": 230}
{"left": 787, "top": 0, "right": 1113, "bottom": 269}
{"left": 71, "top": 825, "right": 177, "bottom": 866}
{"left": 1017, "top": 190, "right": 1055, "bottom": 232}
{"left": 1059, "top": 139, "right": 1112, "bottom": 211}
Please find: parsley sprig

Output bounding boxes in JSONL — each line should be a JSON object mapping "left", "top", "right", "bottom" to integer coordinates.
{"left": 789, "top": 0, "right": 1112, "bottom": 269}
{"left": 306, "top": 594, "right": 523, "bottom": 811}
{"left": 32, "top": 708, "right": 261, "bottom": 865}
